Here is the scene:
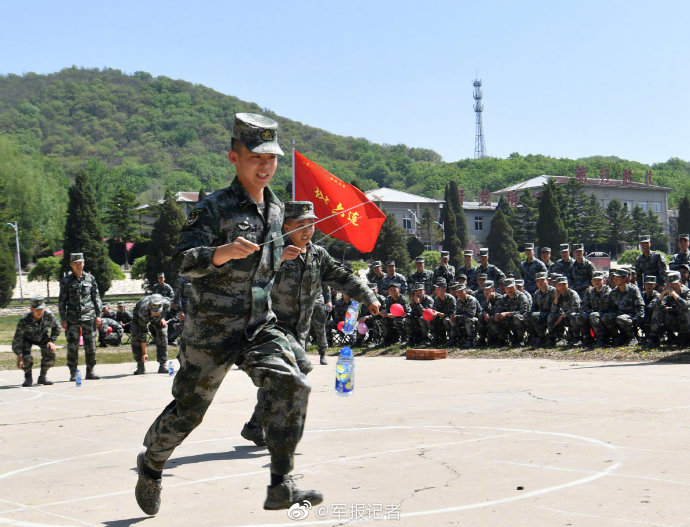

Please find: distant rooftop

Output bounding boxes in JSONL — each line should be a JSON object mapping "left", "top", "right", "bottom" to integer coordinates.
{"left": 365, "top": 187, "right": 443, "bottom": 204}
{"left": 136, "top": 191, "right": 200, "bottom": 210}
{"left": 495, "top": 175, "right": 672, "bottom": 193}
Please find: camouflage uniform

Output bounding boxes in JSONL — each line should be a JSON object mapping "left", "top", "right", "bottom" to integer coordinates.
{"left": 520, "top": 258, "right": 548, "bottom": 294}
{"left": 596, "top": 284, "right": 644, "bottom": 343}
{"left": 552, "top": 258, "right": 574, "bottom": 278}
{"left": 517, "top": 288, "right": 533, "bottom": 311}
{"left": 381, "top": 272, "right": 408, "bottom": 294}
{"left": 152, "top": 281, "right": 174, "bottom": 298}
{"left": 131, "top": 295, "right": 171, "bottom": 365}
{"left": 58, "top": 269, "right": 102, "bottom": 374}
{"left": 477, "top": 290, "right": 503, "bottom": 345}
{"left": 640, "top": 288, "right": 660, "bottom": 337}
{"left": 382, "top": 294, "right": 410, "bottom": 344}
{"left": 493, "top": 290, "right": 530, "bottom": 345}
{"left": 575, "top": 284, "right": 611, "bottom": 342}
{"left": 355, "top": 290, "right": 387, "bottom": 346}
{"left": 548, "top": 287, "right": 581, "bottom": 342}
{"left": 451, "top": 291, "right": 481, "bottom": 346}
{"left": 650, "top": 286, "right": 690, "bottom": 340}
{"left": 114, "top": 305, "right": 133, "bottom": 334}
{"left": 432, "top": 264, "right": 455, "bottom": 287}
{"left": 529, "top": 285, "right": 556, "bottom": 341}
{"left": 408, "top": 269, "right": 434, "bottom": 296}
{"left": 407, "top": 293, "right": 434, "bottom": 345}
{"left": 141, "top": 177, "right": 310, "bottom": 479}
{"left": 669, "top": 250, "right": 690, "bottom": 272}
{"left": 476, "top": 263, "right": 506, "bottom": 285}
{"left": 542, "top": 259, "right": 555, "bottom": 272}
{"left": 567, "top": 258, "right": 597, "bottom": 298}
{"left": 634, "top": 251, "right": 668, "bottom": 289}
{"left": 430, "top": 293, "right": 456, "bottom": 345}
{"left": 12, "top": 308, "right": 60, "bottom": 379}
{"left": 98, "top": 317, "right": 124, "bottom": 346}
{"left": 366, "top": 269, "right": 385, "bottom": 292}
{"left": 308, "top": 284, "right": 331, "bottom": 359}
{"left": 457, "top": 265, "right": 478, "bottom": 290}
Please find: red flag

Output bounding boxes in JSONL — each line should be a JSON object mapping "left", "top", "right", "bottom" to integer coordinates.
{"left": 293, "top": 150, "right": 386, "bottom": 253}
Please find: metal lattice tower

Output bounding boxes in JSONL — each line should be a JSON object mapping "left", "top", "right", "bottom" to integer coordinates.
{"left": 473, "top": 78, "right": 487, "bottom": 158}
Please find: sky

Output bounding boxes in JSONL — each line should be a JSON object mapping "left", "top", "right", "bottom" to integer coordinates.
{"left": 1, "top": 0, "right": 689, "bottom": 165}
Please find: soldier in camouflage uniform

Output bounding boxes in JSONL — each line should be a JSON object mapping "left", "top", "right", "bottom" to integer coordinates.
{"left": 567, "top": 243, "right": 597, "bottom": 298}
{"left": 308, "top": 284, "right": 331, "bottom": 363}
{"left": 540, "top": 247, "right": 555, "bottom": 272}
{"left": 58, "top": 252, "right": 103, "bottom": 381}
{"left": 407, "top": 282, "right": 433, "bottom": 346}
{"left": 381, "top": 260, "right": 408, "bottom": 294}
{"left": 574, "top": 272, "right": 610, "bottom": 346}
{"left": 366, "top": 261, "right": 385, "bottom": 292}
{"left": 381, "top": 282, "right": 410, "bottom": 345}
{"left": 12, "top": 297, "right": 61, "bottom": 386}
{"left": 457, "top": 250, "right": 478, "bottom": 289}
{"left": 428, "top": 278, "right": 456, "bottom": 346}
{"left": 408, "top": 256, "right": 434, "bottom": 295}
{"left": 595, "top": 268, "right": 644, "bottom": 346}
{"left": 552, "top": 243, "right": 574, "bottom": 277}
{"left": 244, "top": 201, "right": 379, "bottom": 444}
{"left": 669, "top": 233, "right": 690, "bottom": 272}
{"left": 114, "top": 301, "right": 133, "bottom": 335}
{"left": 355, "top": 282, "right": 386, "bottom": 347}
{"left": 477, "top": 281, "right": 503, "bottom": 346}
{"left": 152, "top": 272, "right": 174, "bottom": 298}
{"left": 635, "top": 235, "right": 668, "bottom": 290}
{"left": 131, "top": 294, "right": 171, "bottom": 374}
{"left": 433, "top": 251, "right": 455, "bottom": 286}
{"left": 450, "top": 283, "right": 481, "bottom": 348}
{"left": 515, "top": 279, "right": 532, "bottom": 310}
{"left": 548, "top": 276, "right": 581, "bottom": 344}
{"left": 520, "top": 243, "right": 548, "bottom": 294}
{"left": 529, "top": 272, "right": 556, "bottom": 346}
{"left": 493, "top": 278, "right": 530, "bottom": 346}
{"left": 639, "top": 276, "right": 660, "bottom": 339}
{"left": 135, "top": 113, "right": 322, "bottom": 516}
{"left": 647, "top": 271, "right": 690, "bottom": 345}
{"left": 97, "top": 317, "right": 124, "bottom": 347}
{"left": 473, "top": 273, "right": 488, "bottom": 298}
{"left": 476, "top": 247, "right": 506, "bottom": 285}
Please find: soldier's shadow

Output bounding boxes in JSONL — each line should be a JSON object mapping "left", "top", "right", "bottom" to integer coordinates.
{"left": 163, "top": 446, "right": 269, "bottom": 470}
{"left": 102, "top": 517, "right": 151, "bottom": 526}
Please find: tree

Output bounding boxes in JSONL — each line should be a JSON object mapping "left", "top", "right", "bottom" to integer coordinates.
{"left": 536, "top": 179, "right": 568, "bottom": 253}
{"left": 0, "top": 228, "right": 16, "bottom": 307}
{"left": 646, "top": 211, "right": 668, "bottom": 251}
{"left": 406, "top": 236, "right": 425, "bottom": 260}
{"left": 513, "top": 190, "right": 538, "bottom": 248}
{"left": 561, "top": 178, "right": 586, "bottom": 243}
{"left": 605, "top": 199, "right": 631, "bottom": 258}
{"left": 448, "top": 180, "right": 468, "bottom": 249}
{"left": 440, "top": 183, "right": 462, "bottom": 265}
{"left": 371, "top": 212, "right": 410, "bottom": 273}
{"left": 630, "top": 206, "right": 647, "bottom": 244}
{"left": 28, "top": 256, "right": 61, "bottom": 300}
{"left": 677, "top": 196, "right": 690, "bottom": 235}
{"left": 486, "top": 208, "right": 521, "bottom": 274}
{"left": 418, "top": 207, "right": 443, "bottom": 250}
{"left": 62, "top": 169, "right": 113, "bottom": 294}
{"left": 144, "top": 189, "right": 186, "bottom": 290}
{"left": 103, "top": 185, "right": 141, "bottom": 268}
{"left": 581, "top": 194, "right": 607, "bottom": 250}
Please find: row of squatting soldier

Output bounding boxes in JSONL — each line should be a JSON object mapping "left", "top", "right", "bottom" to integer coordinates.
{"left": 135, "top": 113, "right": 325, "bottom": 516}
{"left": 58, "top": 252, "right": 103, "bottom": 381}
{"left": 240, "top": 200, "right": 380, "bottom": 447}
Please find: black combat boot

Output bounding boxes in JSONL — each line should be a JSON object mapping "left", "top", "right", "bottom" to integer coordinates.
{"left": 22, "top": 371, "right": 33, "bottom": 387}
{"left": 37, "top": 367, "right": 53, "bottom": 385}
{"left": 85, "top": 367, "right": 100, "bottom": 380}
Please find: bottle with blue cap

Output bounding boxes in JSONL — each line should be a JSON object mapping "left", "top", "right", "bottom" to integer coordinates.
{"left": 341, "top": 301, "right": 360, "bottom": 334}
{"left": 335, "top": 347, "right": 354, "bottom": 397}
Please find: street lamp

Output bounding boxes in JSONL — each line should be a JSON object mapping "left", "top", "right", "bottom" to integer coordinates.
{"left": 407, "top": 209, "right": 421, "bottom": 225}
{"left": 434, "top": 221, "right": 445, "bottom": 238}
{"left": 6, "top": 221, "right": 23, "bottom": 300}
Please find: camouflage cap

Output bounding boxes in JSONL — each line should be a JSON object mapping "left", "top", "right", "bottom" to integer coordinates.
{"left": 559, "top": 243, "right": 570, "bottom": 252}
{"left": 515, "top": 279, "right": 524, "bottom": 286}
{"left": 506, "top": 272, "right": 516, "bottom": 278}
{"left": 477, "top": 273, "right": 488, "bottom": 280}
{"left": 30, "top": 296, "right": 46, "bottom": 309}
{"left": 117, "top": 301, "right": 126, "bottom": 307}
{"left": 504, "top": 278, "right": 516, "bottom": 287}
{"left": 149, "top": 294, "right": 165, "bottom": 311}
{"left": 449, "top": 281, "right": 460, "bottom": 290}
{"left": 535, "top": 272, "right": 548, "bottom": 280}
{"left": 592, "top": 272, "right": 605, "bottom": 280}
{"left": 541, "top": 246, "right": 551, "bottom": 253}
{"left": 524, "top": 243, "right": 534, "bottom": 250}
{"left": 613, "top": 268, "right": 629, "bottom": 277}
{"left": 285, "top": 201, "right": 318, "bottom": 220}
{"left": 573, "top": 243, "right": 584, "bottom": 252}
{"left": 415, "top": 256, "right": 425, "bottom": 263}
{"left": 549, "top": 273, "right": 561, "bottom": 280}
{"left": 479, "top": 248, "right": 489, "bottom": 256}
{"left": 639, "top": 235, "right": 651, "bottom": 244}
{"left": 371, "top": 261, "right": 382, "bottom": 268}
{"left": 556, "top": 276, "right": 568, "bottom": 284}
{"left": 667, "top": 271, "right": 681, "bottom": 283}
{"left": 440, "top": 251, "right": 450, "bottom": 258}
{"left": 232, "top": 113, "right": 284, "bottom": 155}
{"left": 413, "top": 282, "right": 425, "bottom": 291}
{"left": 679, "top": 233, "right": 690, "bottom": 241}
{"left": 385, "top": 260, "right": 396, "bottom": 266}
{"left": 434, "top": 278, "right": 447, "bottom": 288}
{"left": 483, "top": 280, "right": 494, "bottom": 289}
{"left": 644, "top": 276, "right": 657, "bottom": 284}
{"left": 455, "top": 283, "right": 467, "bottom": 291}
{"left": 680, "top": 263, "right": 690, "bottom": 272}
{"left": 456, "top": 273, "right": 467, "bottom": 280}
{"left": 157, "top": 272, "right": 165, "bottom": 278}
{"left": 463, "top": 250, "right": 474, "bottom": 257}
{"left": 70, "top": 252, "right": 85, "bottom": 263}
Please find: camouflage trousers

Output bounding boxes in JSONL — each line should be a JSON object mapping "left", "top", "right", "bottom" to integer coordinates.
{"left": 592, "top": 312, "right": 638, "bottom": 340}
{"left": 650, "top": 307, "right": 690, "bottom": 336}
{"left": 142, "top": 325, "right": 310, "bottom": 476}
{"left": 528, "top": 312, "right": 550, "bottom": 338}
{"left": 382, "top": 316, "right": 406, "bottom": 343}
{"left": 492, "top": 314, "right": 527, "bottom": 344}
{"left": 406, "top": 317, "right": 430, "bottom": 344}
{"left": 65, "top": 321, "right": 97, "bottom": 370}
{"left": 449, "top": 315, "right": 478, "bottom": 343}
{"left": 572, "top": 313, "right": 596, "bottom": 341}
{"left": 17, "top": 340, "right": 55, "bottom": 375}
{"left": 308, "top": 302, "right": 329, "bottom": 356}
{"left": 477, "top": 315, "right": 503, "bottom": 343}
{"left": 130, "top": 322, "right": 168, "bottom": 364}
{"left": 99, "top": 327, "right": 124, "bottom": 346}
{"left": 430, "top": 317, "right": 452, "bottom": 344}
{"left": 547, "top": 312, "right": 578, "bottom": 340}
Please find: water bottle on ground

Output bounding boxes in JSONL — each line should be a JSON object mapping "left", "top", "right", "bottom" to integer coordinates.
{"left": 168, "top": 360, "right": 174, "bottom": 376}
{"left": 341, "top": 301, "right": 360, "bottom": 334}
{"left": 335, "top": 347, "right": 354, "bottom": 397}
{"left": 75, "top": 368, "right": 82, "bottom": 387}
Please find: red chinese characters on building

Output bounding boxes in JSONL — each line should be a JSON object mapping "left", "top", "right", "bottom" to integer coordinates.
{"left": 575, "top": 165, "right": 587, "bottom": 182}
{"left": 600, "top": 168, "right": 610, "bottom": 182}
{"left": 479, "top": 189, "right": 492, "bottom": 206}
{"left": 622, "top": 169, "right": 633, "bottom": 184}
{"left": 645, "top": 170, "right": 653, "bottom": 186}
{"left": 506, "top": 190, "right": 519, "bottom": 207}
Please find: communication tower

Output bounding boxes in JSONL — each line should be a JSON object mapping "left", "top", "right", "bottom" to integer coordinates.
{"left": 473, "top": 79, "right": 487, "bottom": 158}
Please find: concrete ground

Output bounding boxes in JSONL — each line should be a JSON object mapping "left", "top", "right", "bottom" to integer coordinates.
{"left": 0, "top": 356, "right": 689, "bottom": 527}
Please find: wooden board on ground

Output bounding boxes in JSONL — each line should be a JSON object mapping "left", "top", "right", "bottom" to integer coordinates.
{"left": 406, "top": 348, "right": 447, "bottom": 360}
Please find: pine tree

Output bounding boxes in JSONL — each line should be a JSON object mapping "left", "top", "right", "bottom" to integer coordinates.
{"left": 677, "top": 196, "right": 690, "bottom": 235}
{"left": 646, "top": 211, "right": 668, "bottom": 251}
{"left": 630, "top": 206, "right": 647, "bottom": 243}
{"left": 486, "top": 208, "right": 521, "bottom": 274}
{"left": 0, "top": 228, "right": 16, "bottom": 307}
{"left": 419, "top": 207, "right": 443, "bottom": 250}
{"left": 103, "top": 185, "right": 140, "bottom": 267}
{"left": 145, "top": 189, "right": 186, "bottom": 291}
{"left": 536, "top": 179, "right": 568, "bottom": 253}
{"left": 62, "top": 169, "right": 113, "bottom": 294}
{"left": 514, "top": 190, "right": 538, "bottom": 248}
{"left": 448, "top": 180, "right": 468, "bottom": 251}
{"left": 441, "top": 185, "right": 462, "bottom": 266}
{"left": 371, "top": 212, "right": 410, "bottom": 272}
{"left": 561, "top": 178, "right": 586, "bottom": 243}
{"left": 605, "top": 199, "right": 631, "bottom": 258}
{"left": 581, "top": 194, "right": 607, "bottom": 250}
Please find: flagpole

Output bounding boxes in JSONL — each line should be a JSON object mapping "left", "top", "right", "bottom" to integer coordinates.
{"left": 291, "top": 140, "right": 296, "bottom": 200}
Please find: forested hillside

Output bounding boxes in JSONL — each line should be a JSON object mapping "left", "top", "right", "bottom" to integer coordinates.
{"left": 1, "top": 67, "right": 689, "bottom": 259}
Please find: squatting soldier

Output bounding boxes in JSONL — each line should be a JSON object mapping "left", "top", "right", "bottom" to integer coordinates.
{"left": 408, "top": 256, "right": 434, "bottom": 295}
{"left": 58, "top": 252, "right": 103, "bottom": 381}
{"left": 640, "top": 276, "right": 660, "bottom": 338}
{"left": 473, "top": 273, "right": 488, "bottom": 298}
{"left": 520, "top": 243, "right": 548, "bottom": 294}
{"left": 102, "top": 303, "right": 113, "bottom": 318}
{"left": 152, "top": 273, "right": 174, "bottom": 298}
{"left": 450, "top": 284, "right": 481, "bottom": 348}
{"left": 114, "top": 301, "right": 132, "bottom": 334}
{"left": 367, "top": 261, "right": 385, "bottom": 292}
{"left": 529, "top": 272, "right": 556, "bottom": 346}
{"left": 131, "top": 294, "right": 171, "bottom": 374}
{"left": 669, "top": 233, "right": 690, "bottom": 272}
{"left": 548, "top": 277, "right": 581, "bottom": 344}
{"left": 552, "top": 243, "right": 574, "bottom": 277}
{"left": 97, "top": 317, "right": 124, "bottom": 347}
{"left": 355, "top": 282, "right": 386, "bottom": 347}
{"left": 515, "top": 279, "right": 532, "bottom": 310}
{"left": 680, "top": 264, "right": 690, "bottom": 286}
{"left": 308, "top": 284, "right": 331, "bottom": 364}
{"left": 540, "top": 247, "right": 555, "bottom": 271}
{"left": 635, "top": 235, "right": 668, "bottom": 290}
{"left": 575, "top": 272, "right": 611, "bottom": 346}
{"left": 433, "top": 251, "right": 455, "bottom": 286}
{"left": 381, "top": 260, "right": 408, "bottom": 294}
{"left": 429, "top": 278, "right": 456, "bottom": 346}
{"left": 648, "top": 271, "right": 690, "bottom": 345}
{"left": 477, "top": 281, "right": 503, "bottom": 346}
{"left": 457, "top": 250, "right": 478, "bottom": 289}
{"left": 381, "top": 282, "right": 410, "bottom": 345}
{"left": 595, "top": 268, "right": 644, "bottom": 346}
{"left": 135, "top": 113, "right": 322, "bottom": 515}
{"left": 407, "top": 282, "right": 434, "bottom": 346}
{"left": 476, "top": 248, "right": 506, "bottom": 284}
{"left": 568, "top": 244, "right": 597, "bottom": 298}
{"left": 12, "top": 296, "right": 61, "bottom": 386}
{"left": 493, "top": 278, "right": 530, "bottom": 346}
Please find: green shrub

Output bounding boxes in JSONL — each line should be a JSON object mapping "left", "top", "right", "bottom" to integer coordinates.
{"left": 131, "top": 256, "right": 146, "bottom": 279}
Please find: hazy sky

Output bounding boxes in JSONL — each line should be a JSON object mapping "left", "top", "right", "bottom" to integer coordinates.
{"left": 2, "top": 0, "right": 688, "bottom": 164}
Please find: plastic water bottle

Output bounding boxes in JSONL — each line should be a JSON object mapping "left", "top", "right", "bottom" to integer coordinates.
{"left": 75, "top": 368, "right": 82, "bottom": 387}
{"left": 335, "top": 347, "right": 354, "bottom": 397}
{"left": 341, "top": 301, "right": 360, "bottom": 334}
{"left": 168, "top": 360, "right": 174, "bottom": 376}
